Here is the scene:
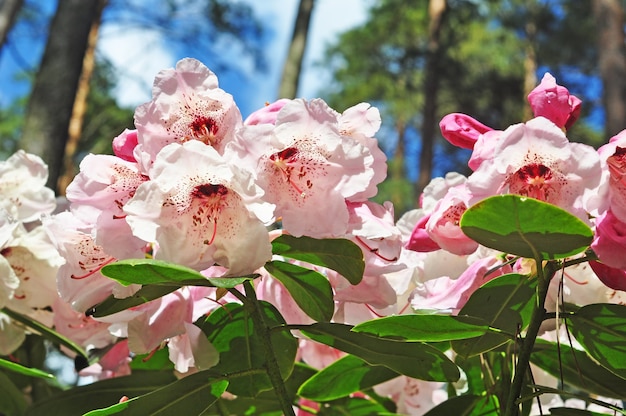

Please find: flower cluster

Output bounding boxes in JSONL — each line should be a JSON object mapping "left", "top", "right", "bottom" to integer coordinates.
{"left": 2, "top": 61, "right": 626, "bottom": 414}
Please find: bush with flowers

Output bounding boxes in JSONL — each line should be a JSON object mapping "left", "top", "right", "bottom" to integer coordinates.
{"left": 1, "top": 58, "right": 626, "bottom": 416}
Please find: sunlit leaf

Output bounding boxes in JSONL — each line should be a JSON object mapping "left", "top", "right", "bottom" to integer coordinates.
{"left": 198, "top": 301, "right": 297, "bottom": 397}
{"left": 317, "top": 396, "right": 395, "bottom": 415}
{"left": 0, "top": 372, "right": 27, "bottom": 416}
{"left": 264, "top": 260, "right": 334, "bottom": 322}
{"left": 460, "top": 195, "right": 593, "bottom": 260}
{"left": 352, "top": 314, "right": 492, "bottom": 341}
{"left": 2, "top": 307, "right": 88, "bottom": 360}
{"left": 271, "top": 234, "right": 364, "bottom": 284}
{"left": 24, "top": 371, "right": 178, "bottom": 416}
{"left": 568, "top": 303, "right": 626, "bottom": 379}
{"left": 0, "top": 357, "right": 54, "bottom": 380}
{"left": 531, "top": 339, "right": 626, "bottom": 398}
{"left": 423, "top": 394, "right": 499, "bottom": 416}
{"left": 101, "top": 258, "right": 258, "bottom": 288}
{"left": 83, "top": 373, "right": 228, "bottom": 416}
{"left": 299, "top": 322, "right": 459, "bottom": 382}
{"left": 451, "top": 273, "right": 536, "bottom": 357}
{"left": 298, "top": 354, "right": 398, "bottom": 401}
{"left": 88, "top": 285, "right": 178, "bottom": 318}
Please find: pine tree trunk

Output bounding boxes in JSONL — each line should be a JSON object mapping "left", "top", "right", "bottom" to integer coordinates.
{"left": 0, "top": 0, "right": 23, "bottom": 49}
{"left": 19, "top": 0, "right": 101, "bottom": 194}
{"left": 57, "top": 0, "right": 107, "bottom": 195}
{"left": 278, "top": 0, "right": 314, "bottom": 99}
{"left": 593, "top": 0, "right": 626, "bottom": 139}
{"left": 416, "top": 0, "right": 447, "bottom": 197}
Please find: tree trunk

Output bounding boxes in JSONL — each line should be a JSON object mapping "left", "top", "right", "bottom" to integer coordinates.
{"left": 593, "top": 0, "right": 626, "bottom": 140}
{"left": 278, "top": 0, "right": 314, "bottom": 99}
{"left": 415, "top": 0, "right": 447, "bottom": 197}
{"left": 0, "top": 0, "right": 23, "bottom": 50}
{"left": 523, "top": 19, "right": 537, "bottom": 120}
{"left": 19, "top": 0, "right": 101, "bottom": 194}
{"left": 57, "top": 0, "right": 107, "bottom": 195}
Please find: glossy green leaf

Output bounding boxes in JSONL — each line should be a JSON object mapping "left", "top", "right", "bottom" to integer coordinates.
{"left": 0, "top": 357, "right": 53, "bottom": 380}
{"left": 264, "top": 260, "right": 334, "bottom": 322}
{"left": 204, "top": 363, "right": 317, "bottom": 416}
{"left": 298, "top": 354, "right": 398, "bottom": 401}
{"left": 352, "top": 314, "right": 492, "bottom": 341}
{"left": 24, "top": 371, "right": 178, "bottom": 416}
{"left": 129, "top": 347, "right": 174, "bottom": 371}
{"left": 83, "top": 374, "right": 228, "bottom": 416}
{"left": 568, "top": 303, "right": 626, "bottom": 379}
{"left": 460, "top": 195, "right": 593, "bottom": 260}
{"left": 317, "top": 396, "right": 395, "bottom": 415}
{"left": 2, "top": 307, "right": 88, "bottom": 360}
{"left": 300, "top": 322, "right": 459, "bottom": 382}
{"left": 451, "top": 273, "right": 537, "bottom": 357}
{"left": 88, "top": 285, "right": 178, "bottom": 318}
{"left": 271, "top": 234, "right": 364, "bottom": 284}
{"left": 423, "top": 394, "right": 499, "bottom": 416}
{"left": 548, "top": 407, "right": 615, "bottom": 416}
{"left": 101, "top": 258, "right": 258, "bottom": 288}
{"left": 530, "top": 339, "right": 626, "bottom": 398}
{"left": 198, "top": 301, "right": 297, "bottom": 397}
{"left": 0, "top": 372, "right": 27, "bottom": 416}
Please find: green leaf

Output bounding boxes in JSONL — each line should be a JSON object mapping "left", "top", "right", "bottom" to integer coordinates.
{"left": 88, "top": 285, "right": 178, "bottom": 318}
{"left": 568, "top": 303, "right": 626, "bottom": 379}
{"left": 300, "top": 322, "right": 459, "bottom": 382}
{"left": 271, "top": 234, "right": 364, "bottom": 284}
{"left": 0, "top": 371, "right": 27, "bottom": 416}
{"left": 298, "top": 354, "right": 398, "bottom": 401}
{"left": 317, "top": 396, "right": 395, "bottom": 415}
{"left": 205, "top": 363, "right": 317, "bottom": 415}
{"left": 264, "top": 260, "right": 334, "bottom": 322}
{"left": 198, "top": 302, "right": 298, "bottom": 397}
{"left": 451, "top": 273, "right": 537, "bottom": 357}
{"left": 352, "top": 314, "right": 492, "bottom": 342}
{"left": 24, "top": 371, "right": 178, "bottom": 416}
{"left": 460, "top": 195, "right": 593, "bottom": 260}
{"left": 423, "top": 394, "right": 499, "bottom": 416}
{"left": 531, "top": 339, "right": 626, "bottom": 398}
{"left": 83, "top": 373, "right": 228, "bottom": 416}
{"left": 129, "top": 348, "right": 174, "bottom": 371}
{"left": 101, "top": 258, "right": 258, "bottom": 288}
{"left": 2, "top": 308, "right": 88, "bottom": 361}
{"left": 0, "top": 357, "right": 53, "bottom": 380}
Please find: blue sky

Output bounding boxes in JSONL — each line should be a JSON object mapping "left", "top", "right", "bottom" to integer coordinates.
{"left": 0, "top": 0, "right": 369, "bottom": 118}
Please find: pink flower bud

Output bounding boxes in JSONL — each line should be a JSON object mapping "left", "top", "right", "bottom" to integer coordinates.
{"left": 439, "top": 113, "right": 493, "bottom": 150}
{"left": 244, "top": 98, "right": 291, "bottom": 125}
{"left": 527, "top": 73, "right": 581, "bottom": 129}
{"left": 112, "top": 129, "right": 138, "bottom": 162}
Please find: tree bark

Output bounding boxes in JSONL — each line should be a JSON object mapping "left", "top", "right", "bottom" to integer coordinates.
{"left": 278, "top": 0, "right": 314, "bottom": 99}
{"left": 57, "top": 0, "right": 107, "bottom": 195}
{"left": 19, "top": 0, "right": 101, "bottom": 193}
{"left": 416, "top": 0, "right": 447, "bottom": 197}
{"left": 0, "top": 0, "right": 23, "bottom": 50}
{"left": 593, "top": 0, "right": 626, "bottom": 140}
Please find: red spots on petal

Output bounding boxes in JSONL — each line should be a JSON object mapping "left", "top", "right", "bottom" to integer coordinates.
{"left": 608, "top": 146, "right": 626, "bottom": 187}
{"left": 509, "top": 163, "right": 555, "bottom": 201}
{"left": 188, "top": 116, "right": 219, "bottom": 146}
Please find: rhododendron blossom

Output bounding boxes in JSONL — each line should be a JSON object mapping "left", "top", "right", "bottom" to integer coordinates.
{"left": 134, "top": 58, "right": 243, "bottom": 164}
{"left": 124, "top": 140, "right": 271, "bottom": 275}
{"left": 527, "top": 72, "right": 582, "bottom": 130}
{"left": 467, "top": 116, "right": 603, "bottom": 219}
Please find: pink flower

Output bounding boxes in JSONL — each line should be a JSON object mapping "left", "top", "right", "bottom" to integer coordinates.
{"left": 467, "top": 129, "right": 503, "bottom": 171}
{"left": 112, "top": 129, "right": 139, "bottom": 162}
{"left": 597, "top": 129, "right": 626, "bottom": 222}
{"left": 124, "top": 141, "right": 271, "bottom": 275}
{"left": 244, "top": 99, "right": 290, "bottom": 125}
{"left": 467, "top": 117, "right": 603, "bottom": 220}
{"left": 425, "top": 183, "right": 478, "bottom": 255}
{"left": 591, "top": 209, "right": 626, "bottom": 270}
{"left": 439, "top": 113, "right": 493, "bottom": 150}
{"left": 134, "top": 58, "right": 243, "bottom": 162}
{"left": 80, "top": 340, "right": 131, "bottom": 380}
{"left": 248, "top": 98, "right": 377, "bottom": 238}
{"left": 52, "top": 297, "right": 115, "bottom": 352}
{"left": 406, "top": 213, "right": 441, "bottom": 252}
{"left": 589, "top": 260, "right": 626, "bottom": 292}
{"left": 0, "top": 151, "right": 56, "bottom": 222}
{"left": 527, "top": 73, "right": 582, "bottom": 130}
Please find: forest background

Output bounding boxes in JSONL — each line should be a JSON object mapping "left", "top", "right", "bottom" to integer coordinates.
{"left": 0, "top": 0, "right": 624, "bottom": 216}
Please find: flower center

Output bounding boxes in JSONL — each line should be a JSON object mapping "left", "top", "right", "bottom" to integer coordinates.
{"left": 269, "top": 147, "right": 310, "bottom": 198}
{"left": 186, "top": 116, "right": 219, "bottom": 146}
{"left": 510, "top": 163, "right": 554, "bottom": 201}
{"left": 190, "top": 183, "right": 229, "bottom": 245}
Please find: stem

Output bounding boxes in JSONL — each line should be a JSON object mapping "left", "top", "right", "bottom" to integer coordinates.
{"left": 241, "top": 281, "right": 295, "bottom": 416}
{"left": 504, "top": 260, "right": 558, "bottom": 416}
